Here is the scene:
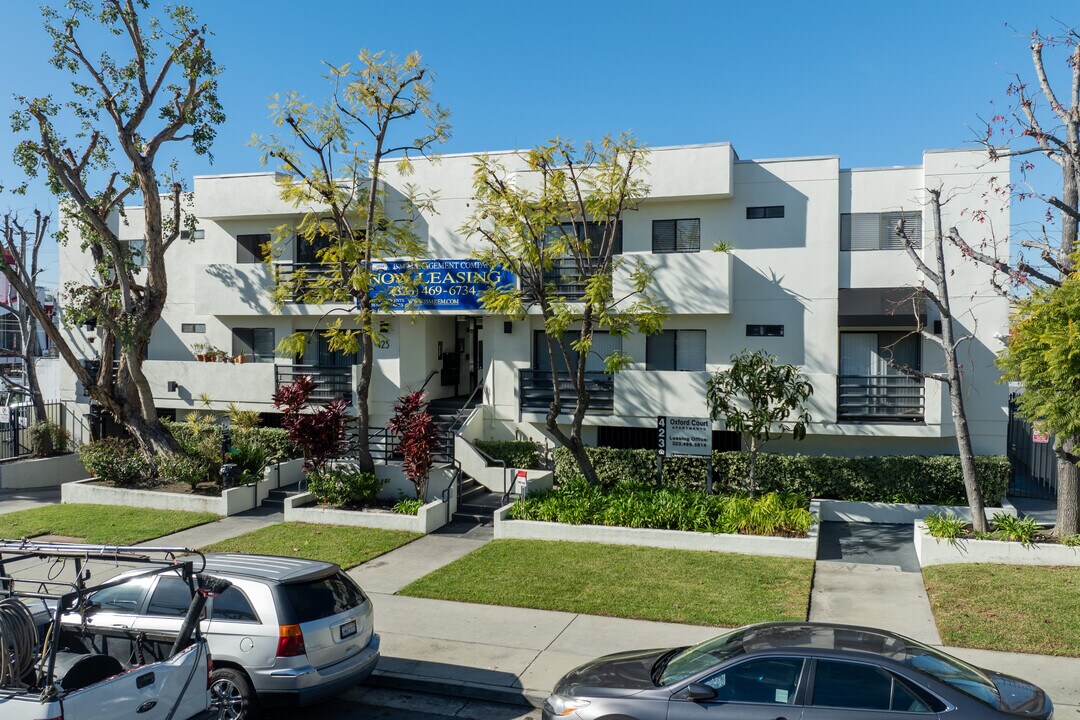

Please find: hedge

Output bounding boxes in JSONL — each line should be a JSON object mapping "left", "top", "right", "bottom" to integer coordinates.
{"left": 164, "top": 422, "right": 298, "bottom": 465}
{"left": 553, "top": 447, "right": 1010, "bottom": 506}
{"left": 473, "top": 440, "right": 543, "bottom": 469}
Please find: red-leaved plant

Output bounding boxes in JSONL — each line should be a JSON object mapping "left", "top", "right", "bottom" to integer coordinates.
{"left": 272, "top": 376, "right": 348, "bottom": 475}
{"left": 387, "top": 390, "right": 440, "bottom": 501}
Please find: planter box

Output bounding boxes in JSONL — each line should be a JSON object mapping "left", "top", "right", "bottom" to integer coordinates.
{"left": 815, "top": 498, "right": 1018, "bottom": 524}
{"left": 493, "top": 500, "right": 820, "bottom": 559}
{"left": 61, "top": 457, "right": 305, "bottom": 516}
{"left": 284, "top": 488, "right": 455, "bottom": 534}
{"left": 914, "top": 522, "right": 1080, "bottom": 567}
{"left": 0, "top": 454, "right": 88, "bottom": 490}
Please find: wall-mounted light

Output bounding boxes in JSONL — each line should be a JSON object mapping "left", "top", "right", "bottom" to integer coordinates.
{"left": 503, "top": 321, "right": 513, "bottom": 334}
{"left": 167, "top": 381, "right": 178, "bottom": 392}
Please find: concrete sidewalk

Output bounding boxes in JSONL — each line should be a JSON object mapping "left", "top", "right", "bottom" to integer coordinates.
{"left": 0, "top": 488, "right": 60, "bottom": 515}
{"left": 141, "top": 505, "right": 282, "bottom": 549}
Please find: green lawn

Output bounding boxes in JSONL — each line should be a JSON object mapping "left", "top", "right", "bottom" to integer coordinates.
{"left": 924, "top": 564, "right": 1080, "bottom": 657}
{"left": 202, "top": 522, "right": 420, "bottom": 569}
{"left": 0, "top": 504, "right": 217, "bottom": 545}
{"left": 399, "top": 539, "right": 814, "bottom": 626}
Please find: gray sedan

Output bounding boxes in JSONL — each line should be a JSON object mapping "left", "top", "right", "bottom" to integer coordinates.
{"left": 543, "top": 622, "right": 1052, "bottom": 720}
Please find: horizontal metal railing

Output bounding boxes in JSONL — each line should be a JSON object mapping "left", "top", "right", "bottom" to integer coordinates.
{"left": 519, "top": 369, "right": 614, "bottom": 415}
{"left": 272, "top": 262, "right": 343, "bottom": 303}
{"left": 837, "top": 374, "right": 924, "bottom": 422}
{"left": 274, "top": 365, "right": 353, "bottom": 406}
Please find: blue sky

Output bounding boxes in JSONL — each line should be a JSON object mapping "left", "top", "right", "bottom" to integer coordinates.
{"left": 0, "top": 0, "right": 1075, "bottom": 288}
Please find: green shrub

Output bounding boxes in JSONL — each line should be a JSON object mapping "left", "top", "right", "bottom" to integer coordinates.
{"left": 307, "top": 465, "right": 385, "bottom": 507}
{"left": 30, "top": 421, "right": 70, "bottom": 457}
{"left": 79, "top": 438, "right": 151, "bottom": 487}
{"left": 392, "top": 498, "right": 425, "bottom": 515}
{"left": 235, "top": 427, "right": 297, "bottom": 464}
{"left": 992, "top": 512, "right": 1041, "bottom": 547}
{"left": 553, "top": 447, "right": 1010, "bottom": 505}
{"left": 924, "top": 512, "right": 966, "bottom": 542}
{"left": 509, "top": 481, "right": 814, "bottom": 537}
{"left": 473, "top": 439, "right": 543, "bottom": 469}
{"left": 228, "top": 438, "right": 271, "bottom": 485}
{"left": 157, "top": 453, "right": 209, "bottom": 492}
{"left": 1061, "top": 534, "right": 1080, "bottom": 548}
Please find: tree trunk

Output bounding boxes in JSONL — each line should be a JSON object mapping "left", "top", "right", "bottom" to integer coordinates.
{"left": 353, "top": 298, "right": 375, "bottom": 474}
{"left": 949, "top": 378, "right": 987, "bottom": 532}
{"left": 21, "top": 311, "right": 47, "bottom": 424}
{"left": 747, "top": 436, "right": 758, "bottom": 495}
{"left": 1056, "top": 436, "right": 1079, "bottom": 536}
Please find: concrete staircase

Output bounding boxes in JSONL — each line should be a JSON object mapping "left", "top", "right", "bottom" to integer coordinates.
{"left": 261, "top": 482, "right": 304, "bottom": 510}
{"left": 452, "top": 477, "right": 505, "bottom": 525}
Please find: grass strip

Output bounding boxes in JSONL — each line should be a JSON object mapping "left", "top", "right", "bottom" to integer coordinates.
{"left": 202, "top": 522, "right": 420, "bottom": 569}
{"left": 924, "top": 563, "right": 1080, "bottom": 657}
{"left": 0, "top": 504, "right": 217, "bottom": 545}
{"left": 400, "top": 539, "right": 814, "bottom": 626}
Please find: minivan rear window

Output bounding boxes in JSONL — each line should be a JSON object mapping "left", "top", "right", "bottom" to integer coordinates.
{"left": 283, "top": 572, "right": 366, "bottom": 623}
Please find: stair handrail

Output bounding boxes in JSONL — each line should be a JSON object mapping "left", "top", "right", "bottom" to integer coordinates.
{"left": 419, "top": 370, "right": 439, "bottom": 393}
{"left": 447, "top": 380, "right": 485, "bottom": 436}
{"left": 470, "top": 442, "right": 510, "bottom": 504}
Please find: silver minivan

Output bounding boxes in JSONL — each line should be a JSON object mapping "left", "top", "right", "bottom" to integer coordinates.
{"left": 67, "top": 553, "right": 379, "bottom": 719}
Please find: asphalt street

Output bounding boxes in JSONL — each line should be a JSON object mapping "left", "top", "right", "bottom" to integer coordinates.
{"left": 264, "top": 687, "right": 541, "bottom": 720}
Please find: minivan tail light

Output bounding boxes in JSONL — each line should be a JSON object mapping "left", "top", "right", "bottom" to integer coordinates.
{"left": 276, "top": 624, "right": 306, "bottom": 657}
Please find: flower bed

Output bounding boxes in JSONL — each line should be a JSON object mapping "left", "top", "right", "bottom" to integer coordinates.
{"left": 0, "top": 453, "right": 88, "bottom": 490}
{"left": 914, "top": 521, "right": 1080, "bottom": 567}
{"left": 495, "top": 501, "right": 821, "bottom": 559}
{"left": 62, "top": 458, "right": 304, "bottom": 516}
{"left": 284, "top": 489, "right": 453, "bottom": 534}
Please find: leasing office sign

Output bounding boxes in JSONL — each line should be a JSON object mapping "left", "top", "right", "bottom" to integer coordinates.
{"left": 370, "top": 259, "right": 515, "bottom": 311}
{"left": 657, "top": 416, "right": 711, "bottom": 457}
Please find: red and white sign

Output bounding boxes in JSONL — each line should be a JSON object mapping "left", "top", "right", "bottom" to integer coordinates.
{"left": 1032, "top": 430, "right": 1051, "bottom": 444}
{"left": 514, "top": 468, "right": 529, "bottom": 495}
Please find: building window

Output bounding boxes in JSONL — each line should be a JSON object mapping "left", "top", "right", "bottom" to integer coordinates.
{"left": 652, "top": 219, "right": 700, "bottom": 253}
{"left": 545, "top": 221, "right": 622, "bottom": 255}
{"left": 237, "top": 234, "right": 272, "bottom": 264}
{"left": 841, "top": 211, "right": 922, "bottom": 250}
{"left": 295, "top": 230, "right": 335, "bottom": 264}
{"left": 124, "top": 239, "right": 146, "bottom": 268}
{"left": 746, "top": 324, "right": 784, "bottom": 337}
{"left": 181, "top": 323, "right": 206, "bottom": 333}
{"left": 232, "top": 327, "right": 276, "bottom": 363}
{"left": 646, "top": 330, "right": 706, "bottom": 371}
{"left": 532, "top": 331, "right": 622, "bottom": 373}
{"left": 299, "top": 331, "right": 358, "bottom": 366}
{"left": 746, "top": 206, "right": 784, "bottom": 219}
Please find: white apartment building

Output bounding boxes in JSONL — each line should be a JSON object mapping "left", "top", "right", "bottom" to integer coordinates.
{"left": 58, "top": 143, "right": 1010, "bottom": 458}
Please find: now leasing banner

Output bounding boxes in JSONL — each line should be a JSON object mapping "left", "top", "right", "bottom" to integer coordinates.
{"left": 370, "top": 259, "right": 515, "bottom": 311}
{"left": 657, "top": 416, "right": 711, "bottom": 457}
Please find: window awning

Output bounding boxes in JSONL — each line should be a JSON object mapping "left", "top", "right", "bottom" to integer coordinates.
{"left": 838, "top": 287, "right": 926, "bottom": 328}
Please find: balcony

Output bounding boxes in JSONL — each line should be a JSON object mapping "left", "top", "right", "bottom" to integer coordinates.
{"left": 519, "top": 369, "right": 614, "bottom": 415}
{"left": 837, "top": 375, "right": 924, "bottom": 422}
{"left": 275, "top": 365, "right": 353, "bottom": 406}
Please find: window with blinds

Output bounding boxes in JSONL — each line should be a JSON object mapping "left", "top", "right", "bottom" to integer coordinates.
{"left": 646, "top": 330, "right": 706, "bottom": 371}
{"left": 533, "top": 331, "right": 622, "bottom": 373}
{"left": 841, "top": 212, "right": 922, "bottom": 250}
{"left": 232, "top": 328, "right": 276, "bottom": 362}
{"left": 652, "top": 219, "right": 701, "bottom": 253}
{"left": 546, "top": 221, "right": 623, "bottom": 255}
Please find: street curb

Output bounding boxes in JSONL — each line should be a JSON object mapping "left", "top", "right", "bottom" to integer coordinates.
{"left": 369, "top": 668, "right": 548, "bottom": 709}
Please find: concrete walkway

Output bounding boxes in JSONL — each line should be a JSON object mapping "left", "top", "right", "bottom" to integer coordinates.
{"left": 0, "top": 487, "right": 60, "bottom": 514}
{"left": 141, "top": 505, "right": 283, "bottom": 549}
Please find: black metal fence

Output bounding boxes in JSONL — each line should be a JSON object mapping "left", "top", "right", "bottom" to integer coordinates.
{"left": 1007, "top": 396, "right": 1058, "bottom": 499}
{"left": 0, "top": 401, "right": 86, "bottom": 461}
{"left": 519, "top": 369, "right": 614, "bottom": 415}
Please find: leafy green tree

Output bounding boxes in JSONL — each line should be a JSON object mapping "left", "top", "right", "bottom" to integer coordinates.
{"left": 253, "top": 50, "right": 449, "bottom": 472}
{"left": 998, "top": 268, "right": 1080, "bottom": 534}
{"left": 706, "top": 349, "right": 813, "bottom": 494}
{"left": 6, "top": 0, "right": 223, "bottom": 453}
{"left": 465, "top": 135, "right": 666, "bottom": 486}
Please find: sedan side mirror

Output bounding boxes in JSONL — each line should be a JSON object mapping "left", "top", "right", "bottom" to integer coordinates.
{"left": 679, "top": 683, "right": 718, "bottom": 702}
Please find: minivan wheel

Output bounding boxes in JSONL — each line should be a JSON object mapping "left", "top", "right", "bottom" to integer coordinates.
{"left": 210, "top": 667, "right": 257, "bottom": 720}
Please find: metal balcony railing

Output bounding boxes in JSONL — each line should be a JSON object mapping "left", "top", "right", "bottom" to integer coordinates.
{"left": 519, "top": 369, "right": 614, "bottom": 415}
{"left": 837, "top": 374, "right": 924, "bottom": 422}
{"left": 274, "top": 365, "right": 353, "bottom": 406}
{"left": 272, "top": 262, "right": 342, "bottom": 303}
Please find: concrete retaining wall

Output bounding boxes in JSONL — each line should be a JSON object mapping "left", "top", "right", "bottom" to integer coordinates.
{"left": 815, "top": 498, "right": 1018, "bottom": 524}
{"left": 494, "top": 500, "right": 820, "bottom": 559}
{"left": 914, "top": 522, "right": 1080, "bottom": 567}
{"left": 285, "top": 488, "right": 454, "bottom": 534}
{"left": 0, "top": 454, "right": 88, "bottom": 490}
{"left": 62, "top": 457, "right": 305, "bottom": 516}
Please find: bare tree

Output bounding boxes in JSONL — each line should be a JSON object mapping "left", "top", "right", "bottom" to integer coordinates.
{"left": 0, "top": 210, "right": 51, "bottom": 423}
{"left": 896, "top": 191, "right": 988, "bottom": 533}
{"left": 954, "top": 27, "right": 1080, "bottom": 534}
{"left": 8, "top": 0, "right": 224, "bottom": 453}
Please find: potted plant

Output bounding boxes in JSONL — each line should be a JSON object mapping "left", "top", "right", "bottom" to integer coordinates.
{"left": 233, "top": 354, "right": 249, "bottom": 364}
{"left": 191, "top": 342, "right": 211, "bottom": 362}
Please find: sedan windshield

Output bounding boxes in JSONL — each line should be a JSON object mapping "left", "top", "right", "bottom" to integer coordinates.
{"left": 893, "top": 641, "right": 1000, "bottom": 707}
{"left": 658, "top": 628, "right": 748, "bottom": 686}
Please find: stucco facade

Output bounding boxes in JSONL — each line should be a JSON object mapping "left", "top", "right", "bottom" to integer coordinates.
{"left": 58, "top": 143, "right": 1010, "bottom": 456}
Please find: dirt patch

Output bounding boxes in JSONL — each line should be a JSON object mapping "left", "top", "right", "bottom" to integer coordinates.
{"left": 87, "top": 478, "right": 223, "bottom": 497}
